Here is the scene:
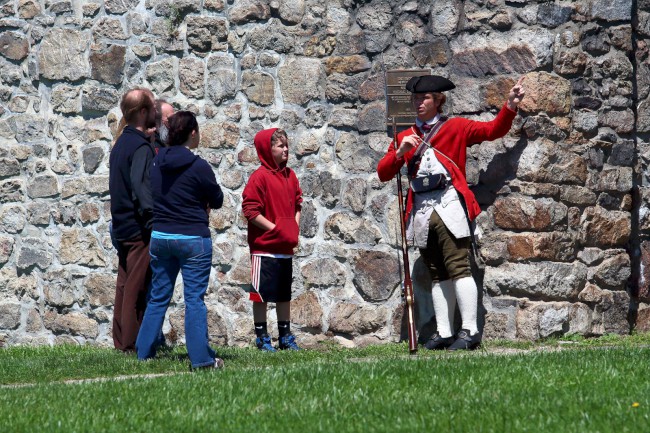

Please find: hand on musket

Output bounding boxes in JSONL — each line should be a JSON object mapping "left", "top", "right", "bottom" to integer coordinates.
{"left": 395, "top": 134, "right": 422, "bottom": 159}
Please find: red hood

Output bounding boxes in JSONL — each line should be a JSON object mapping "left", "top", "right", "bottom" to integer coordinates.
{"left": 254, "top": 128, "right": 287, "bottom": 172}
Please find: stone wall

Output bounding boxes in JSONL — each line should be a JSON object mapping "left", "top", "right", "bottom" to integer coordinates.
{"left": 0, "top": 0, "right": 645, "bottom": 347}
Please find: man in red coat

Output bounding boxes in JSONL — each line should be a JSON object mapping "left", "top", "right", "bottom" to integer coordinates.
{"left": 377, "top": 75, "right": 525, "bottom": 350}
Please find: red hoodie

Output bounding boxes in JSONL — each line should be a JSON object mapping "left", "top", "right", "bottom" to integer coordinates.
{"left": 242, "top": 128, "right": 303, "bottom": 255}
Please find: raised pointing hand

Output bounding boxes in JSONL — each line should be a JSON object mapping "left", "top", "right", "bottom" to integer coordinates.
{"left": 507, "top": 76, "right": 526, "bottom": 111}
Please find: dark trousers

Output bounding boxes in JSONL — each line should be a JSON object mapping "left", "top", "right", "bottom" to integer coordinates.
{"left": 419, "top": 210, "right": 471, "bottom": 282}
{"left": 113, "top": 237, "right": 151, "bottom": 352}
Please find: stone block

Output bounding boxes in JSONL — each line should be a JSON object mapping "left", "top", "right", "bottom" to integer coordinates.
{"left": 537, "top": 3, "right": 573, "bottom": 28}
{"left": 324, "top": 212, "right": 381, "bottom": 244}
{"left": 241, "top": 70, "right": 275, "bottom": 106}
{"left": 207, "top": 69, "right": 237, "bottom": 105}
{"left": 590, "top": 0, "right": 632, "bottom": 21}
{"left": 301, "top": 258, "right": 346, "bottom": 289}
{"left": 16, "top": 237, "right": 52, "bottom": 270}
{"left": 93, "top": 17, "right": 128, "bottom": 40}
{"left": 0, "top": 234, "right": 14, "bottom": 265}
{"left": 60, "top": 228, "right": 106, "bottom": 267}
{"left": 352, "top": 250, "right": 399, "bottom": 301}
{"left": 0, "top": 31, "right": 29, "bottom": 61}
{"left": 506, "top": 232, "right": 577, "bottom": 262}
{"left": 0, "top": 158, "right": 20, "bottom": 177}
{"left": 291, "top": 291, "right": 323, "bottom": 330}
{"left": 450, "top": 27, "right": 555, "bottom": 77}
{"left": 518, "top": 72, "right": 571, "bottom": 115}
{"left": 82, "top": 84, "right": 120, "bottom": 113}
{"left": 26, "top": 174, "right": 58, "bottom": 199}
{"left": 278, "top": 0, "right": 305, "bottom": 25}
{"left": 341, "top": 178, "right": 367, "bottom": 214}
{"left": 229, "top": 0, "right": 271, "bottom": 24}
{"left": 592, "top": 253, "right": 631, "bottom": 290}
{"left": 328, "top": 302, "right": 388, "bottom": 335}
{"left": 395, "top": 14, "right": 427, "bottom": 45}
{"left": 186, "top": 16, "right": 228, "bottom": 52}
{"left": 0, "top": 179, "right": 24, "bottom": 203}
{"left": 485, "top": 261, "right": 586, "bottom": 301}
{"left": 492, "top": 196, "right": 567, "bottom": 231}
{"left": 38, "top": 29, "right": 90, "bottom": 80}
{"left": 104, "top": 0, "right": 139, "bottom": 14}
{"left": 357, "top": 100, "right": 385, "bottom": 133}
{"left": 596, "top": 290, "right": 630, "bottom": 335}
{"left": 200, "top": 121, "right": 240, "bottom": 149}
{"left": 598, "top": 109, "right": 634, "bottom": 134}
{"left": 430, "top": 1, "right": 460, "bottom": 35}
{"left": 207, "top": 307, "right": 228, "bottom": 345}
{"left": 635, "top": 306, "right": 650, "bottom": 333}
{"left": 82, "top": 146, "right": 104, "bottom": 174}
{"left": 299, "top": 200, "right": 317, "bottom": 238}
{"left": 18, "top": 0, "right": 41, "bottom": 19}
{"left": 580, "top": 207, "right": 630, "bottom": 248}
{"left": 51, "top": 84, "right": 81, "bottom": 114}
{"left": 85, "top": 273, "right": 115, "bottom": 307}
{"left": 44, "top": 311, "right": 98, "bottom": 338}
{"left": 43, "top": 269, "right": 76, "bottom": 307}
{"left": 146, "top": 58, "right": 175, "bottom": 94}
{"left": 326, "top": 73, "right": 365, "bottom": 103}
{"left": 0, "top": 302, "right": 20, "bottom": 329}
{"left": 179, "top": 57, "right": 205, "bottom": 99}
{"left": 356, "top": 2, "right": 392, "bottom": 31}
{"left": 90, "top": 44, "right": 126, "bottom": 85}
{"left": 279, "top": 57, "right": 325, "bottom": 105}
{"left": 324, "top": 55, "right": 371, "bottom": 75}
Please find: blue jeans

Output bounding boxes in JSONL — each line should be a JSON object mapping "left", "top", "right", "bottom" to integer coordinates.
{"left": 136, "top": 237, "right": 216, "bottom": 368}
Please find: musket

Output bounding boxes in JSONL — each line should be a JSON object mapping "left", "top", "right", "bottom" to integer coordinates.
{"left": 381, "top": 60, "right": 419, "bottom": 354}
{"left": 390, "top": 116, "right": 418, "bottom": 354}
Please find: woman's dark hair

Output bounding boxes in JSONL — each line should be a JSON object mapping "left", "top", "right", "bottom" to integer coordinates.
{"left": 167, "top": 111, "right": 199, "bottom": 146}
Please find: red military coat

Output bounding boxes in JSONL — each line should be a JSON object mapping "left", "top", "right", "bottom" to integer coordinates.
{"left": 376, "top": 103, "right": 517, "bottom": 222}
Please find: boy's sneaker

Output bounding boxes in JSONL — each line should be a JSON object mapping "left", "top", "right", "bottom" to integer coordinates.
{"left": 256, "top": 334, "right": 277, "bottom": 352}
{"left": 278, "top": 334, "right": 301, "bottom": 351}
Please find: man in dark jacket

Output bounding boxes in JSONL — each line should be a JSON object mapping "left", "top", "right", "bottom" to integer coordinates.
{"left": 109, "top": 88, "right": 157, "bottom": 352}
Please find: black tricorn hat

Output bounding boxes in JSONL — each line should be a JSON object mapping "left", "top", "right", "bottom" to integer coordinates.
{"left": 405, "top": 75, "right": 455, "bottom": 93}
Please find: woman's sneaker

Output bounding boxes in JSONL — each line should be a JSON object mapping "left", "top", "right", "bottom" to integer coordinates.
{"left": 278, "top": 334, "right": 301, "bottom": 350}
{"left": 256, "top": 334, "right": 277, "bottom": 352}
{"left": 194, "top": 357, "right": 224, "bottom": 370}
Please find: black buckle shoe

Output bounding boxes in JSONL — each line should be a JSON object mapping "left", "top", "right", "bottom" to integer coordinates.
{"left": 447, "top": 329, "right": 481, "bottom": 351}
{"left": 424, "top": 332, "right": 455, "bottom": 350}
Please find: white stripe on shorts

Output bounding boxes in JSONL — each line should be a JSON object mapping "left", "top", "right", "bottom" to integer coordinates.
{"left": 250, "top": 255, "right": 263, "bottom": 302}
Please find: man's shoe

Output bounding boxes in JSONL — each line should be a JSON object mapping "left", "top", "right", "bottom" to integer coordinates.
{"left": 424, "top": 332, "right": 455, "bottom": 350}
{"left": 447, "top": 329, "right": 481, "bottom": 351}
{"left": 256, "top": 335, "right": 277, "bottom": 352}
{"left": 278, "top": 334, "right": 301, "bottom": 351}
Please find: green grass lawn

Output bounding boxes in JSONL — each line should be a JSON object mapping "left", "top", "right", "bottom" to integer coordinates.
{"left": 1, "top": 335, "right": 649, "bottom": 433}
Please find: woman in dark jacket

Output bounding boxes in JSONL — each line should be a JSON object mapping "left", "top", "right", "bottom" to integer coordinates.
{"left": 136, "top": 111, "right": 224, "bottom": 369}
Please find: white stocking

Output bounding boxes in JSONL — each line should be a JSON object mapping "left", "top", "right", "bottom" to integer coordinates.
{"left": 454, "top": 276, "right": 478, "bottom": 336}
{"left": 431, "top": 279, "right": 456, "bottom": 338}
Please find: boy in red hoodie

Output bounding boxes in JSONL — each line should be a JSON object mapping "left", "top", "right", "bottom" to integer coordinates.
{"left": 242, "top": 128, "right": 302, "bottom": 351}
